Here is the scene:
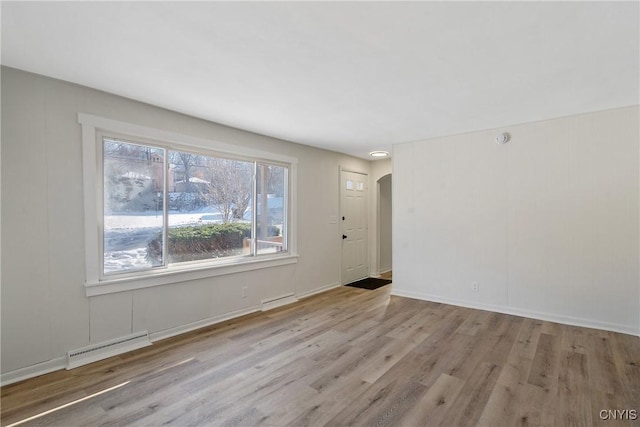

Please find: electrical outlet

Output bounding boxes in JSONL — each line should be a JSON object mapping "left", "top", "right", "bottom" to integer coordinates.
{"left": 242, "top": 286, "right": 248, "bottom": 298}
{"left": 471, "top": 282, "right": 479, "bottom": 292}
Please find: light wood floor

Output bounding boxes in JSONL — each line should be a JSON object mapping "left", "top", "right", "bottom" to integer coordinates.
{"left": 2, "top": 284, "right": 639, "bottom": 426}
{"left": 380, "top": 271, "right": 393, "bottom": 280}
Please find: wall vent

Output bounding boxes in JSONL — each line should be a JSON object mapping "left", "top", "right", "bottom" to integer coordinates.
{"left": 66, "top": 331, "right": 151, "bottom": 370}
{"left": 261, "top": 293, "right": 298, "bottom": 312}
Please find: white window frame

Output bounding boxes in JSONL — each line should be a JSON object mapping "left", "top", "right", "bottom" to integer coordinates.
{"left": 79, "top": 113, "right": 298, "bottom": 297}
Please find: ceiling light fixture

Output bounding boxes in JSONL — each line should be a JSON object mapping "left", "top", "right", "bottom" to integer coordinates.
{"left": 369, "top": 151, "right": 390, "bottom": 158}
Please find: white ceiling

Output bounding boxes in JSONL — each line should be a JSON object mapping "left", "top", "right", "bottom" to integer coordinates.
{"left": 2, "top": 2, "right": 638, "bottom": 159}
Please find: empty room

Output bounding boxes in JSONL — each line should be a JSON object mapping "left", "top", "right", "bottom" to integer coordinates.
{"left": 1, "top": 1, "right": 639, "bottom": 426}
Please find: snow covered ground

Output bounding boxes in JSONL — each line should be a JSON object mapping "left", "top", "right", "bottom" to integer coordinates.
{"left": 103, "top": 210, "right": 220, "bottom": 274}
{"left": 103, "top": 210, "right": 261, "bottom": 274}
{"left": 104, "top": 211, "right": 214, "bottom": 230}
{"left": 104, "top": 247, "right": 153, "bottom": 273}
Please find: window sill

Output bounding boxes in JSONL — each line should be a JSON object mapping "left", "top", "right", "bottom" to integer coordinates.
{"left": 85, "top": 254, "right": 298, "bottom": 297}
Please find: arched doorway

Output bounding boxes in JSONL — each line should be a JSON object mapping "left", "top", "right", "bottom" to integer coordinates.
{"left": 377, "top": 174, "right": 392, "bottom": 278}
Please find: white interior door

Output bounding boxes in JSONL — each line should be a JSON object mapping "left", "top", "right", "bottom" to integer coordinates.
{"left": 341, "top": 170, "right": 368, "bottom": 284}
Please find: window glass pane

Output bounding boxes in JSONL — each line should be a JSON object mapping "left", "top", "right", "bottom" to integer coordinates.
{"left": 103, "top": 139, "right": 165, "bottom": 274}
{"left": 346, "top": 179, "right": 354, "bottom": 190}
{"left": 256, "top": 164, "right": 286, "bottom": 254}
{"left": 99, "top": 128, "right": 292, "bottom": 282}
{"left": 166, "top": 151, "right": 254, "bottom": 263}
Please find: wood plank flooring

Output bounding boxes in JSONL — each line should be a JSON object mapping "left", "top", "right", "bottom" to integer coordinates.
{"left": 2, "top": 284, "right": 639, "bottom": 426}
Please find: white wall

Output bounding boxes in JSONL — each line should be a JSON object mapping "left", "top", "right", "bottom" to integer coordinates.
{"left": 0, "top": 67, "right": 370, "bottom": 380}
{"left": 393, "top": 106, "right": 640, "bottom": 335}
{"left": 369, "top": 158, "right": 392, "bottom": 276}
{"left": 378, "top": 174, "right": 392, "bottom": 273}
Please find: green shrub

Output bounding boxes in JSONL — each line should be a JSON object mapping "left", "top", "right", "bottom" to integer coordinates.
{"left": 146, "top": 222, "right": 280, "bottom": 264}
{"left": 259, "top": 224, "right": 281, "bottom": 238}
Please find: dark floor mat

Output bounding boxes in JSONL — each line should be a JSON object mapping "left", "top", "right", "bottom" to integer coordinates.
{"left": 345, "top": 277, "right": 392, "bottom": 290}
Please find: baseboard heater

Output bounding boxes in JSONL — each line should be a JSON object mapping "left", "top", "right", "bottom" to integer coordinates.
{"left": 66, "top": 331, "right": 151, "bottom": 370}
{"left": 261, "top": 293, "right": 298, "bottom": 312}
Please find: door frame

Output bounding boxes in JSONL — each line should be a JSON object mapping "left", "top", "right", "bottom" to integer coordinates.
{"left": 376, "top": 173, "right": 392, "bottom": 277}
{"left": 339, "top": 167, "right": 369, "bottom": 285}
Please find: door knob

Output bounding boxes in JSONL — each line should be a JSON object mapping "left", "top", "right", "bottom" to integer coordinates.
{"left": 342, "top": 234, "right": 347, "bottom": 239}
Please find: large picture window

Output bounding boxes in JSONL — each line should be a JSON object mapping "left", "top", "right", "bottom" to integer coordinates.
{"left": 101, "top": 136, "right": 289, "bottom": 276}
{"left": 79, "top": 113, "right": 297, "bottom": 296}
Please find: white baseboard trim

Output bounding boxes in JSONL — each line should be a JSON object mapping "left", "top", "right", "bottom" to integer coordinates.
{"left": 1, "top": 307, "right": 263, "bottom": 386}
{"left": 126, "top": 282, "right": 344, "bottom": 343}
{"left": 149, "top": 305, "right": 261, "bottom": 343}
{"left": 1, "top": 281, "right": 368, "bottom": 386}
{"left": 296, "top": 281, "right": 341, "bottom": 299}
{"left": 391, "top": 288, "right": 640, "bottom": 337}
{"left": 261, "top": 293, "right": 298, "bottom": 311}
{"left": 1, "top": 356, "right": 67, "bottom": 386}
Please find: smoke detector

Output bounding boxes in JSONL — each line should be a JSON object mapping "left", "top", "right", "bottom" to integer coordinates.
{"left": 496, "top": 132, "right": 510, "bottom": 144}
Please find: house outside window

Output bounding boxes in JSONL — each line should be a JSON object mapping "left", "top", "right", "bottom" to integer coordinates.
{"left": 102, "top": 137, "right": 289, "bottom": 276}
{"left": 79, "top": 114, "right": 297, "bottom": 296}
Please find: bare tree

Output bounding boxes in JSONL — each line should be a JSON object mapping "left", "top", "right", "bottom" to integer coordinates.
{"left": 265, "top": 164, "right": 285, "bottom": 196}
{"left": 103, "top": 139, "right": 163, "bottom": 212}
{"left": 170, "top": 151, "right": 198, "bottom": 193}
{"left": 104, "top": 140, "right": 155, "bottom": 173}
{"left": 201, "top": 158, "right": 253, "bottom": 223}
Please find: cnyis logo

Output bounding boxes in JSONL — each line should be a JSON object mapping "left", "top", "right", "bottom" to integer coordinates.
{"left": 599, "top": 409, "right": 638, "bottom": 421}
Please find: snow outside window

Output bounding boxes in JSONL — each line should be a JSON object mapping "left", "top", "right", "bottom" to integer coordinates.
{"left": 101, "top": 137, "right": 289, "bottom": 277}
{"left": 79, "top": 114, "right": 298, "bottom": 296}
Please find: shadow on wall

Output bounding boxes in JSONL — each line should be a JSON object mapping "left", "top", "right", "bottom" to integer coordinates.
{"left": 378, "top": 174, "right": 392, "bottom": 274}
